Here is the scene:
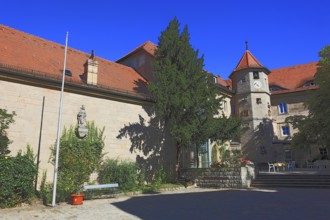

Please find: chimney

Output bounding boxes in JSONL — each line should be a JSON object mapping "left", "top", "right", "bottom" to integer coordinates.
{"left": 86, "top": 50, "right": 98, "bottom": 85}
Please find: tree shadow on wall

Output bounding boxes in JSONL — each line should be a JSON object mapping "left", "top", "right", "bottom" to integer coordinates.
{"left": 116, "top": 107, "right": 175, "bottom": 183}
{"left": 241, "top": 118, "right": 275, "bottom": 162}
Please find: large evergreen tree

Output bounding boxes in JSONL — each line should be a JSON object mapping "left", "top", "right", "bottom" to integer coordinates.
{"left": 148, "top": 17, "right": 240, "bottom": 175}
{"left": 286, "top": 45, "right": 330, "bottom": 153}
{"left": 0, "top": 109, "right": 16, "bottom": 156}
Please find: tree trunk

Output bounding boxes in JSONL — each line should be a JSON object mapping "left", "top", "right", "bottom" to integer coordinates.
{"left": 175, "top": 143, "right": 183, "bottom": 180}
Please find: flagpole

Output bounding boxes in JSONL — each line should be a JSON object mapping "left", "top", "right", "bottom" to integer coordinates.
{"left": 52, "top": 32, "right": 69, "bottom": 208}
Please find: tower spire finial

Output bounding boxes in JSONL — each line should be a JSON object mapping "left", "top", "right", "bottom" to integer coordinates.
{"left": 245, "top": 40, "right": 248, "bottom": 51}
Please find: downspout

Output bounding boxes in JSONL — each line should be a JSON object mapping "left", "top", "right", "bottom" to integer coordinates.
{"left": 208, "top": 138, "right": 212, "bottom": 167}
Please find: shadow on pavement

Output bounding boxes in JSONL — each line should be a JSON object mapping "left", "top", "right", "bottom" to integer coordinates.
{"left": 112, "top": 188, "right": 330, "bottom": 220}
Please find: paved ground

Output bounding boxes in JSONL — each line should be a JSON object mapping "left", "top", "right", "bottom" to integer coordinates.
{"left": 1, "top": 187, "right": 330, "bottom": 220}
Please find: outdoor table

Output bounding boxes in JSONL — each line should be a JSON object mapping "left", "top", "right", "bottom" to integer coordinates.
{"left": 274, "top": 162, "right": 287, "bottom": 171}
{"left": 315, "top": 160, "right": 330, "bottom": 169}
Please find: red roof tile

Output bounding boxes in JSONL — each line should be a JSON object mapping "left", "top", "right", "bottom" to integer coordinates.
{"left": 0, "top": 24, "right": 149, "bottom": 97}
{"left": 216, "top": 76, "right": 233, "bottom": 90}
{"left": 225, "top": 79, "right": 232, "bottom": 90}
{"left": 116, "top": 41, "right": 157, "bottom": 62}
{"left": 271, "top": 85, "right": 319, "bottom": 95}
{"left": 234, "top": 50, "right": 264, "bottom": 71}
{"left": 268, "top": 62, "right": 318, "bottom": 90}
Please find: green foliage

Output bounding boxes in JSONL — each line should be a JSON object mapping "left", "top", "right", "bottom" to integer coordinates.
{"left": 148, "top": 17, "right": 240, "bottom": 174}
{"left": 286, "top": 45, "right": 330, "bottom": 150}
{"left": 49, "top": 122, "right": 105, "bottom": 202}
{"left": 98, "top": 159, "right": 142, "bottom": 192}
{"left": 0, "top": 146, "right": 37, "bottom": 208}
{"left": 39, "top": 170, "right": 53, "bottom": 205}
{"left": 0, "top": 109, "right": 16, "bottom": 156}
{"left": 210, "top": 116, "right": 241, "bottom": 143}
{"left": 152, "top": 166, "right": 169, "bottom": 187}
{"left": 211, "top": 143, "right": 253, "bottom": 168}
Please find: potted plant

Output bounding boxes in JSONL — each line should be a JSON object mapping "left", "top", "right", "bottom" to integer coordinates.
{"left": 50, "top": 122, "right": 105, "bottom": 205}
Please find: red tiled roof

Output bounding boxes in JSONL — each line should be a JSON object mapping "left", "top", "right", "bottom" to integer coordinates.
{"left": 216, "top": 76, "right": 228, "bottom": 87}
{"left": 271, "top": 85, "right": 319, "bottom": 95}
{"left": 268, "top": 62, "right": 318, "bottom": 90}
{"left": 0, "top": 24, "right": 149, "bottom": 97}
{"left": 216, "top": 76, "right": 233, "bottom": 90}
{"left": 225, "top": 79, "right": 232, "bottom": 90}
{"left": 234, "top": 50, "right": 264, "bottom": 71}
{"left": 116, "top": 41, "right": 157, "bottom": 62}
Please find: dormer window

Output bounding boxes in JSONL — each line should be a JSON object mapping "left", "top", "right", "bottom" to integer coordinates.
{"left": 213, "top": 76, "right": 217, "bottom": 84}
{"left": 269, "top": 86, "right": 282, "bottom": 92}
{"left": 253, "top": 71, "right": 259, "bottom": 79}
{"left": 303, "top": 80, "right": 316, "bottom": 87}
{"left": 65, "top": 69, "right": 72, "bottom": 77}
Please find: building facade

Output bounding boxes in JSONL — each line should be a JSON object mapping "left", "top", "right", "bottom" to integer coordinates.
{"left": 0, "top": 24, "right": 321, "bottom": 181}
{"left": 0, "top": 25, "right": 176, "bottom": 184}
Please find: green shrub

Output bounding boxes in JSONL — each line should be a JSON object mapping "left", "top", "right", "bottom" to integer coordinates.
{"left": 153, "top": 166, "right": 169, "bottom": 186}
{"left": 0, "top": 146, "right": 37, "bottom": 208}
{"left": 98, "top": 159, "right": 141, "bottom": 192}
{"left": 137, "top": 164, "right": 146, "bottom": 187}
{"left": 0, "top": 108, "right": 16, "bottom": 156}
{"left": 48, "top": 122, "right": 105, "bottom": 203}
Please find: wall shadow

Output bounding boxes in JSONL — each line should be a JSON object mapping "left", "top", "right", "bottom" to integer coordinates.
{"left": 117, "top": 104, "right": 175, "bottom": 182}
{"left": 241, "top": 118, "right": 275, "bottom": 163}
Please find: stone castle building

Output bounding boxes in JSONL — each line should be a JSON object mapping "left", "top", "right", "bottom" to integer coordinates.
{"left": 0, "top": 25, "right": 320, "bottom": 183}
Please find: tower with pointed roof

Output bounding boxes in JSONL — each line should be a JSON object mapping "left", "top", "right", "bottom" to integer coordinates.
{"left": 230, "top": 43, "right": 273, "bottom": 162}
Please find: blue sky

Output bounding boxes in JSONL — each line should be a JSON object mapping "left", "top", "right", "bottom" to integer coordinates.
{"left": 1, "top": 0, "right": 329, "bottom": 79}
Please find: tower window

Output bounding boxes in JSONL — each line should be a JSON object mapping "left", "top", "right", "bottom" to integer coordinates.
{"left": 320, "top": 148, "right": 328, "bottom": 160}
{"left": 260, "top": 146, "right": 267, "bottom": 155}
{"left": 239, "top": 77, "right": 246, "bottom": 84}
{"left": 253, "top": 71, "right": 260, "bottom": 79}
{"left": 241, "top": 110, "right": 249, "bottom": 117}
{"left": 279, "top": 102, "right": 288, "bottom": 114}
{"left": 256, "top": 98, "right": 262, "bottom": 104}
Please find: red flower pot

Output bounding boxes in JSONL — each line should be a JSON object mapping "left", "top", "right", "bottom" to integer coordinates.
{"left": 71, "top": 194, "right": 84, "bottom": 205}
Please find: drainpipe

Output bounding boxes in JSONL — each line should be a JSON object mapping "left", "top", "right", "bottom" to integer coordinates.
{"left": 35, "top": 96, "right": 45, "bottom": 192}
{"left": 208, "top": 138, "right": 212, "bottom": 167}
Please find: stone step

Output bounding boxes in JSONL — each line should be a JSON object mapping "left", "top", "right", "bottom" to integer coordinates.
{"left": 252, "top": 183, "right": 330, "bottom": 189}
{"left": 256, "top": 174, "right": 330, "bottom": 179}
{"left": 252, "top": 174, "right": 330, "bottom": 188}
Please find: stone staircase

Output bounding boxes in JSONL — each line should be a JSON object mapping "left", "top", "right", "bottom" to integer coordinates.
{"left": 252, "top": 173, "right": 330, "bottom": 188}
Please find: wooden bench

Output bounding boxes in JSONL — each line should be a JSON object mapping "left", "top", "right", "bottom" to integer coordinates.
{"left": 83, "top": 183, "right": 119, "bottom": 199}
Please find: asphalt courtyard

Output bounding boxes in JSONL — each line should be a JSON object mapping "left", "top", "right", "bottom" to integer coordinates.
{"left": 1, "top": 187, "right": 330, "bottom": 220}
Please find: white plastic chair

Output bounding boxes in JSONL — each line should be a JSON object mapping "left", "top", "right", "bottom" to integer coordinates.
{"left": 287, "top": 161, "right": 296, "bottom": 170}
{"left": 268, "top": 162, "right": 276, "bottom": 172}
{"left": 306, "top": 161, "right": 314, "bottom": 168}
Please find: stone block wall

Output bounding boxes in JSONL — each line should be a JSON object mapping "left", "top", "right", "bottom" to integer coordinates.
{"left": 181, "top": 168, "right": 254, "bottom": 188}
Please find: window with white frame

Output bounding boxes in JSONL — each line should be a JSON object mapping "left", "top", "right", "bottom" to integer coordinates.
{"left": 222, "top": 101, "right": 227, "bottom": 112}
{"left": 281, "top": 126, "right": 290, "bottom": 136}
{"left": 279, "top": 102, "right": 288, "bottom": 114}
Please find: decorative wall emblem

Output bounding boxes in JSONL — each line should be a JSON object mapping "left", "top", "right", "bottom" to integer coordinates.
{"left": 77, "top": 105, "right": 88, "bottom": 138}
